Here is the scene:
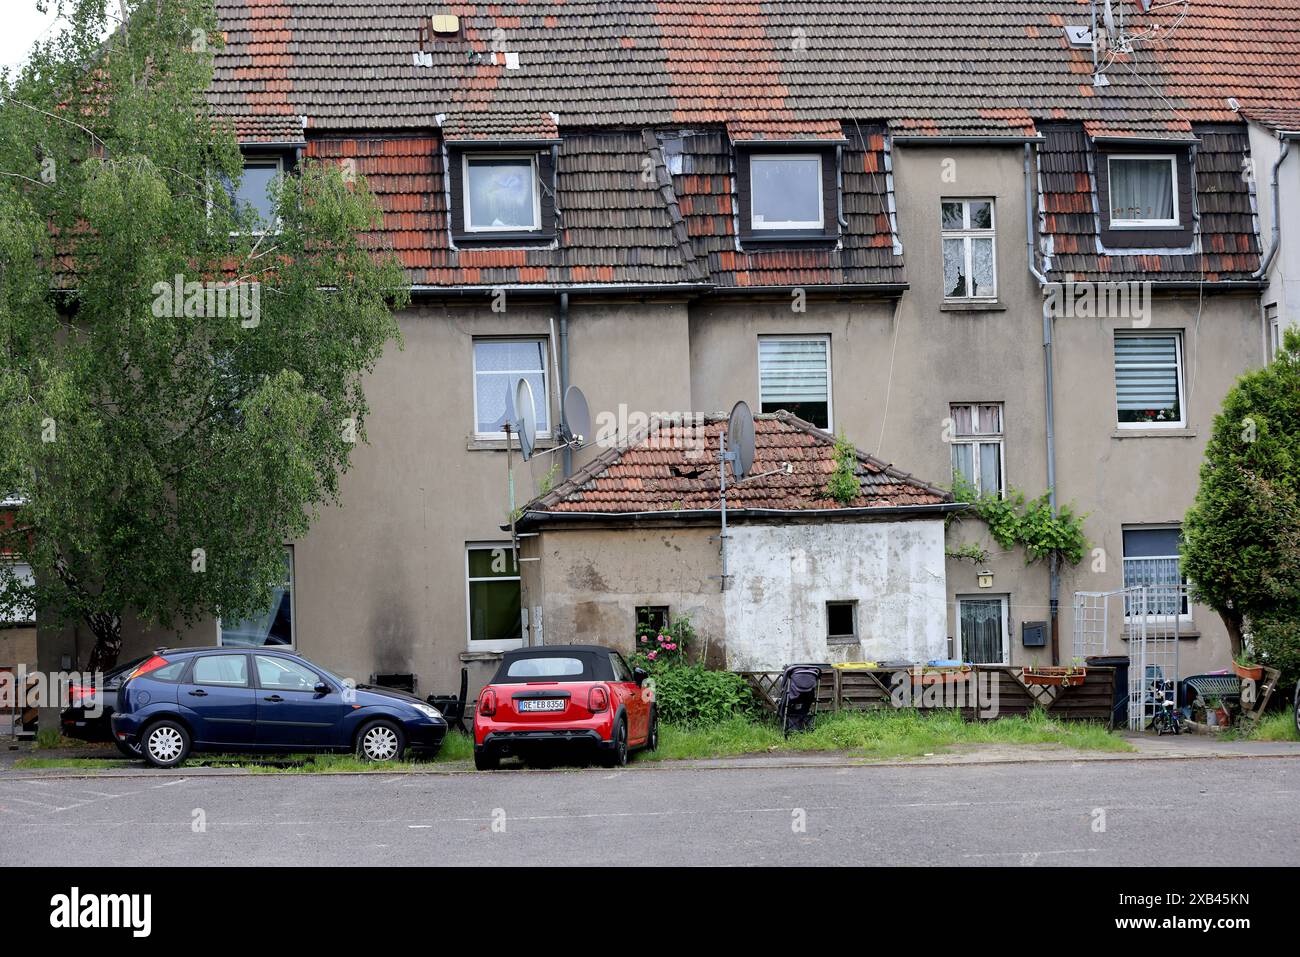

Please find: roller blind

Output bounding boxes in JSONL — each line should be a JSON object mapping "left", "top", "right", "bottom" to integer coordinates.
{"left": 759, "top": 337, "right": 829, "bottom": 404}
{"left": 1114, "top": 335, "right": 1179, "bottom": 412}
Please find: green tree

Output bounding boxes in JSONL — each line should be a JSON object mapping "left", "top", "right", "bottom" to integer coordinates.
{"left": 0, "top": 1, "right": 406, "bottom": 668}
{"left": 1182, "top": 328, "right": 1300, "bottom": 660}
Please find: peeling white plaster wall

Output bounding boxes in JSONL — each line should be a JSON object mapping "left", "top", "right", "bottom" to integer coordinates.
{"left": 724, "top": 521, "right": 948, "bottom": 671}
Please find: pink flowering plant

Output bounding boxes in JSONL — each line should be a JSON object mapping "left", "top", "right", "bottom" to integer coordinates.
{"left": 632, "top": 615, "right": 694, "bottom": 670}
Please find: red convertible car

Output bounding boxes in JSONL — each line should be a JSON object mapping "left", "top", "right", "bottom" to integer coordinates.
{"left": 473, "top": 645, "right": 657, "bottom": 770}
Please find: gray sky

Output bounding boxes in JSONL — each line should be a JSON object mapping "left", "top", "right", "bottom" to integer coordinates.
{"left": 2, "top": 2, "right": 76, "bottom": 73}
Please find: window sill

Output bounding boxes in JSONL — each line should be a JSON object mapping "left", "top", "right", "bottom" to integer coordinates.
{"left": 827, "top": 636, "right": 860, "bottom": 646}
{"left": 1120, "top": 631, "right": 1200, "bottom": 641}
{"left": 740, "top": 232, "right": 839, "bottom": 249}
{"left": 1111, "top": 428, "right": 1197, "bottom": 439}
{"left": 467, "top": 436, "right": 558, "bottom": 452}
{"left": 454, "top": 232, "right": 555, "bottom": 247}
{"left": 459, "top": 651, "right": 505, "bottom": 663}
{"left": 941, "top": 300, "right": 1006, "bottom": 313}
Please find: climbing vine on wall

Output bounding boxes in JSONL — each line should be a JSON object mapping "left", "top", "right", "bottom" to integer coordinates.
{"left": 949, "top": 476, "right": 1089, "bottom": 566}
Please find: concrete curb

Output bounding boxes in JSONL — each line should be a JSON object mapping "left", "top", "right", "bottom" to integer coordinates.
{"left": 4, "top": 745, "right": 1299, "bottom": 780}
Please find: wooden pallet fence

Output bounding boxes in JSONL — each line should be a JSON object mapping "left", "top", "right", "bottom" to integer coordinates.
{"left": 739, "top": 665, "right": 1117, "bottom": 726}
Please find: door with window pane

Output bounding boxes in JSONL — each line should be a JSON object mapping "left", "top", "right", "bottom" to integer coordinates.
{"left": 958, "top": 597, "right": 1007, "bottom": 664}
{"left": 466, "top": 545, "right": 523, "bottom": 651}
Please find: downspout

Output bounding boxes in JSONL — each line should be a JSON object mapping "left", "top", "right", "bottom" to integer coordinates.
{"left": 1252, "top": 137, "right": 1289, "bottom": 280}
{"left": 559, "top": 292, "right": 571, "bottom": 477}
{"left": 1025, "top": 143, "right": 1061, "bottom": 665}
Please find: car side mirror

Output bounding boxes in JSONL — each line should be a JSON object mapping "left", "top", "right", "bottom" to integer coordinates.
{"left": 314, "top": 681, "right": 330, "bottom": 695}
{"left": 633, "top": 667, "right": 649, "bottom": 686}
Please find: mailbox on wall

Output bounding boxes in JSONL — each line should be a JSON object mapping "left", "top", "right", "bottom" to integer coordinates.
{"left": 1022, "top": 621, "right": 1047, "bottom": 648}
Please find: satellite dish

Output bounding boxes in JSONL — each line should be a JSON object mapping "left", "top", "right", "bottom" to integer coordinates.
{"left": 514, "top": 377, "right": 538, "bottom": 462}
{"left": 726, "top": 400, "right": 755, "bottom": 482}
{"left": 562, "top": 385, "right": 591, "bottom": 445}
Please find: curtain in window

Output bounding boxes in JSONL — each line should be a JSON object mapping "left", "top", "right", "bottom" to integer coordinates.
{"left": 960, "top": 599, "right": 1005, "bottom": 664}
{"left": 1115, "top": 336, "right": 1180, "bottom": 422}
{"left": 474, "top": 340, "right": 548, "bottom": 433}
{"left": 1111, "top": 159, "right": 1174, "bottom": 221}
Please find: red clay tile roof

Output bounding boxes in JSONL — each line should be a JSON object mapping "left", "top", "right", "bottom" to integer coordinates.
{"left": 521, "top": 412, "right": 951, "bottom": 520}
{"left": 210, "top": 0, "right": 1296, "bottom": 287}
{"left": 211, "top": 1, "right": 1300, "bottom": 139}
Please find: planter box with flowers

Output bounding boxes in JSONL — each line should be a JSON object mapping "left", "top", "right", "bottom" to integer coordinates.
{"left": 1020, "top": 665, "right": 1087, "bottom": 688}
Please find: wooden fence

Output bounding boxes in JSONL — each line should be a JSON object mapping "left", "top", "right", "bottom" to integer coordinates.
{"left": 740, "top": 665, "right": 1118, "bottom": 727}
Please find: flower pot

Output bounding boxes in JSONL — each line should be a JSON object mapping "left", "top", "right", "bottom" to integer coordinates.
{"left": 1234, "top": 662, "right": 1264, "bottom": 682}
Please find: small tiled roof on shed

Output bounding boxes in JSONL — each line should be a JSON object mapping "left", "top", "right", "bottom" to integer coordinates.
{"left": 520, "top": 412, "right": 952, "bottom": 523}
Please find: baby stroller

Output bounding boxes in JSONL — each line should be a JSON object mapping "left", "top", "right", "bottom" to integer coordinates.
{"left": 776, "top": 664, "right": 823, "bottom": 737}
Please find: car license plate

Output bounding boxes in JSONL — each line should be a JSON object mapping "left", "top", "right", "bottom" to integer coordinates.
{"left": 519, "top": 698, "right": 565, "bottom": 713}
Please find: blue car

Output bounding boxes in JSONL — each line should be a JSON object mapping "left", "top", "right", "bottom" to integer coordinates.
{"left": 111, "top": 647, "right": 447, "bottom": 767}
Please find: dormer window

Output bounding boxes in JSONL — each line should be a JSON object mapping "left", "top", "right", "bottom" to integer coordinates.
{"left": 229, "top": 155, "right": 283, "bottom": 232}
{"left": 448, "top": 145, "right": 556, "bottom": 245}
{"left": 750, "top": 154, "right": 824, "bottom": 231}
{"left": 1108, "top": 155, "right": 1178, "bottom": 227}
{"left": 463, "top": 154, "right": 541, "bottom": 232}
{"left": 736, "top": 145, "right": 839, "bottom": 245}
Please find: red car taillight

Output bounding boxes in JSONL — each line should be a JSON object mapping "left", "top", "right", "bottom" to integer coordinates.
{"left": 588, "top": 686, "right": 608, "bottom": 713}
{"left": 127, "top": 655, "right": 169, "bottom": 681}
{"left": 68, "top": 685, "right": 96, "bottom": 707}
{"left": 479, "top": 688, "right": 497, "bottom": 717}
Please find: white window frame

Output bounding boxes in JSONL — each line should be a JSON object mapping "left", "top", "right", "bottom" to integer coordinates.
{"left": 230, "top": 155, "right": 284, "bottom": 236}
{"left": 462, "top": 153, "right": 542, "bottom": 233}
{"left": 1267, "top": 303, "right": 1281, "bottom": 359}
{"left": 956, "top": 594, "right": 1010, "bottom": 665}
{"left": 940, "top": 199, "right": 997, "bottom": 300}
{"left": 216, "top": 545, "right": 296, "bottom": 649}
{"left": 1121, "top": 524, "right": 1191, "bottom": 622}
{"left": 464, "top": 542, "right": 525, "bottom": 652}
{"left": 1114, "top": 331, "right": 1186, "bottom": 430}
{"left": 0, "top": 560, "right": 35, "bottom": 625}
{"left": 757, "top": 333, "right": 833, "bottom": 431}
{"left": 1107, "top": 154, "right": 1179, "bottom": 228}
{"left": 749, "top": 153, "right": 825, "bottom": 231}
{"left": 949, "top": 402, "right": 1006, "bottom": 497}
{"left": 471, "top": 337, "right": 551, "bottom": 440}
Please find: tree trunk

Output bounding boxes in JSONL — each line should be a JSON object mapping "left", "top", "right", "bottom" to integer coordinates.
{"left": 1218, "top": 608, "right": 1244, "bottom": 659}
{"left": 85, "top": 612, "right": 123, "bottom": 672}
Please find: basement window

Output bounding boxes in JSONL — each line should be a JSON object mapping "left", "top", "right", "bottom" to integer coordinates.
{"left": 826, "top": 601, "right": 858, "bottom": 644}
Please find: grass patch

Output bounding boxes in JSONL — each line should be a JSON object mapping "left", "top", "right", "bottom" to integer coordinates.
{"left": 15, "top": 757, "right": 132, "bottom": 769}
{"left": 182, "top": 731, "right": 476, "bottom": 773}
{"left": 34, "top": 730, "right": 81, "bottom": 750}
{"left": 1246, "top": 711, "right": 1299, "bottom": 742}
{"left": 647, "top": 709, "right": 1133, "bottom": 762}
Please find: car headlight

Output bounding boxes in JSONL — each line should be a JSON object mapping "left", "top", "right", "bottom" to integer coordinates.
{"left": 413, "top": 703, "right": 441, "bottom": 720}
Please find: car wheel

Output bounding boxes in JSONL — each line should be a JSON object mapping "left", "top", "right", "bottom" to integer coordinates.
{"left": 601, "top": 715, "right": 629, "bottom": 768}
{"left": 474, "top": 749, "right": 499, "bottom": 771}
{"left": 645, "top": 708, "right": 659, "bottom": 752}
{"left": 356, "top": 720, "right": 405, "bottom": 762}
{"left": 114, "top": 737, "right": 142, "bottom": 759}
{"left": 142, "top": 720, "right": 190, "bottom": 768}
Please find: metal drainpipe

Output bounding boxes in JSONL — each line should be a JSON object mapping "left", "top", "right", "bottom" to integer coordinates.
{"left": 559, "top": 292, "right": 571, "bottom": 477}
{"left": 1253, "top": 137, "right": 1290, "bottom": 281}
{"left": 1025, "top": 143, "right": 1061, "bottom": 664}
